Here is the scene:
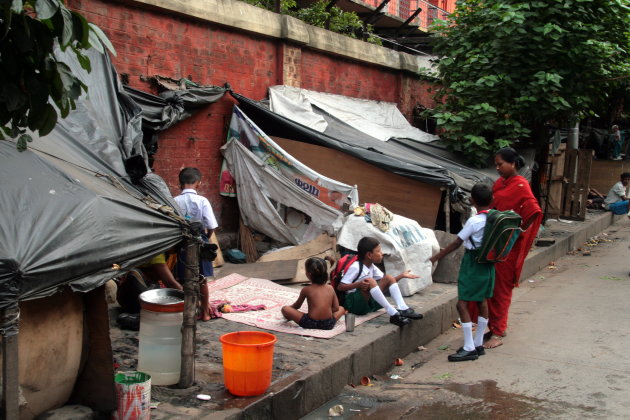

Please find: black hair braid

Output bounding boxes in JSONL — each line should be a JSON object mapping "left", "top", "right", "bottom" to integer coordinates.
{"left": 305, "top": 257, "right": 328, "bottom": 284}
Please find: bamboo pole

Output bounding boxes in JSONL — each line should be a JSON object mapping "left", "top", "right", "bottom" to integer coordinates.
{"left": 2, "top": 305, "right": 20, "bottom": 419}
{"left": 442, "top": 187, "right": 451, "bottom": 234}
{"left": 178, "top": 232, "right": 200, "bottom": 388}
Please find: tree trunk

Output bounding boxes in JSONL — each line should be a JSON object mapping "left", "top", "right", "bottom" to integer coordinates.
{"left": 530, "top": 122, "right": 548, "bottom": 203}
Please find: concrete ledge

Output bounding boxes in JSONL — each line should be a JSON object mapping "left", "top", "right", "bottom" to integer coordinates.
{"left": 126, "top": 0, "right": 433, "bottom": 73}
{"left": 219, "top": 211, "right": 625, "bottom": 419}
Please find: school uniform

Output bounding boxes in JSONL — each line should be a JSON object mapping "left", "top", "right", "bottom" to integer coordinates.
{"left": 457, "top": 212, "right": 495, "bottom": 302}
{"left": 340, "top": 262, "right": 383, "bottom": 315}
{"left": 175, "top": 188, "right": 218, "bottom": 277}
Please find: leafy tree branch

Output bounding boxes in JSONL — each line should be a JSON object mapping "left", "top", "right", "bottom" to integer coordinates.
{"left": 0, "top": 0, "right": 115, "bottom": 150}
{"left": 425, "top": 0, "right": 630, "bottom": 167}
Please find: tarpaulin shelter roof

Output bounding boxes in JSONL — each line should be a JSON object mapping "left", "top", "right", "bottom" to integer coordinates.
{"left": 0, "top": 48, "right": 191, "bottom": 309}
{"left": 230, "top": 90, "right": 492, "bottom": 195}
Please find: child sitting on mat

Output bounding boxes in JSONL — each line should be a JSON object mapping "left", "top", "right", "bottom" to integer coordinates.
{"left": 282, "top": 257, "right": 346, "bottom": 330}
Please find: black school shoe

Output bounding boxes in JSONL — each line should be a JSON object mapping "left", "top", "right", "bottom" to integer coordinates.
{"left": 458, "top": 346, "right": 485, "bottom": 356}
{"left": 399, "top": 308, "right": 423, "bottom": 320}
{"left": 448, "top": 348, "right": 479, "bottom": 362}
{"left": 390, "top": 313, "right": 411, "bottom": 327}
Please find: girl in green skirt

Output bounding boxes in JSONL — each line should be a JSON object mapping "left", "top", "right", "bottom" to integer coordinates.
{"left": 430, "top": 183, "right": 495, "bottom": 362}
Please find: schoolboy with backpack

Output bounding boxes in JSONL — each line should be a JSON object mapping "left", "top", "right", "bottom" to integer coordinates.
{"left": 429, "top": 183, "right": 521, "bottom": 362}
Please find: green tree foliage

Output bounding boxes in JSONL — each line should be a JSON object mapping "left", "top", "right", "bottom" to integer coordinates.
{"left": 242, "top": 0, "right": 381, "bottom": 45}
{"left": 0, "top": 0, "right": 115, "bottom": 150}
{"left": 426, "top": 0, "right": 630, "bottom": 167}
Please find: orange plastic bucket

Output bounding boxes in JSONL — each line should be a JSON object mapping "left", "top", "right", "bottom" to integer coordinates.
{"left": 219, "top": 331, "right": 277, "bottom": 396}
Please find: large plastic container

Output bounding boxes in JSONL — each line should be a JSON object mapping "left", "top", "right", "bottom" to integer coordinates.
{"left": 137, "top": 289, "right": 184, "bottom": 385}
{"left": 219, "top": 331, "right": 277, "bottom": 396}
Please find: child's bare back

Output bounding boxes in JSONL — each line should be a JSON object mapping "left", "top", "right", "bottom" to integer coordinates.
{"left": 302, "top": 283, "right": 337, "bottom": 320}
{"left": 281, "top": 257, "right": 346, "bottom": 330}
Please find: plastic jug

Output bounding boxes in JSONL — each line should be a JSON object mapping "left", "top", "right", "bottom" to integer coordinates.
{"left": 137, "top": 289, "right": 184, "bottom": 385}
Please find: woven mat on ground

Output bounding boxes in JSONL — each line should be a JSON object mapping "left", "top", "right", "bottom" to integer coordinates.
{"left": 208, "top": 273, "right": 384, "bottom": 339}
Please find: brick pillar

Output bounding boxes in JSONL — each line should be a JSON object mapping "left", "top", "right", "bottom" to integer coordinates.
{"left": 279, "top": 44, "right": 302, "bottom": 87}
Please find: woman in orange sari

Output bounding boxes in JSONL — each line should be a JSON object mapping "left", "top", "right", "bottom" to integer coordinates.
{"left": 477, "top": 147, "right": 543, "bottom": 349}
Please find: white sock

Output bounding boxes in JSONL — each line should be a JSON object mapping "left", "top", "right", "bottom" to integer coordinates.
{"left": 474, "top": 316, "right": 488, "bottom": 347}
{"left": 370, "top": 287, "right": 398, "bottom": 316}
{"left": 462, "top": 322, "right": 475, "bottom": 351}
{"left": 388, "top": 283, "right": 409, "bottom": 311}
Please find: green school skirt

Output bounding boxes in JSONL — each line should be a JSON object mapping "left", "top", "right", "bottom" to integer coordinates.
{"left": 345, "top": 290, "right": 382, "bottom": 315}
{"left": 457, "top": 249, "right": 495, "bottom": 302}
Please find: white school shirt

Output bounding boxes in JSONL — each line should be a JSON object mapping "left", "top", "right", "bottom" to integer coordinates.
{"left": 457, "top": 212, "right": 487, "bottom": 250}
{"left": 174, "top": 189, "right": 218, "bottom": 230}
{"left": 340, "top": 261, "right": 383, "bottom": 294}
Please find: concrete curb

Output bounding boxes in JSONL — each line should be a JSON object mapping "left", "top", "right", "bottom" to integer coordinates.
{"left": 521, "top": 212, "right": 624, "bottom": 280}
{"left": 213, "top": 211, "right": 624, "bottom": 420}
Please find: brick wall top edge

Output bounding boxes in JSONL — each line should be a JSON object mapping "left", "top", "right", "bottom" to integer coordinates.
{"left": 120, "top": 0, "right": 434, "bottom": 74}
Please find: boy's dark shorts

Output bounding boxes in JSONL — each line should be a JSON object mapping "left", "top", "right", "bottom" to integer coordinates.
{"left": 458, "top": 249, "right": 495, "bottom": 302}
{"left": 298, "top": 314, "right": 337, "bottom": 330}
{"left": 344, "top": 291, "right": 382, "bottom": 315}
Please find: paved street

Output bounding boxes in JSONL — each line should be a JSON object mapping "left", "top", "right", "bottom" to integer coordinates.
{"left": 304, "top": 221, "right": 630, "bottom": 419}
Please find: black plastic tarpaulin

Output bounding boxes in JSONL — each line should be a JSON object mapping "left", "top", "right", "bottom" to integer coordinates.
{"left": 123, "top": 83, "right": 226, "bottom": 132}
{"left": 0, "top": 48, "right": 187, "bottom": 309}
{"left": 230, "top": 92, "right": 458, "bottom": 189}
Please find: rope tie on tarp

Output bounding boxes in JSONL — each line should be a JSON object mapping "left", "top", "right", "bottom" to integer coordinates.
{"left": 0, "top": 305, "right": 20, "bottom": 337}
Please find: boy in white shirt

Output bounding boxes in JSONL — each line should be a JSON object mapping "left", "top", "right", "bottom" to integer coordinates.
{"left": 430, "top": 183, "right": 494, "bottom": 362}
{"left": 175, "top": 167, "right": 218, "bottom": 321}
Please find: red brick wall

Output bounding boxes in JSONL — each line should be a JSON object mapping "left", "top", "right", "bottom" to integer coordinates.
{"left": 300, "top": 50, "right": 399, "bottom": 102}
{"left": 68, "top": 0, "right": 279, "bottom": 230}
{"left": 68, "top": 0, "right": 436, "bottom": 231}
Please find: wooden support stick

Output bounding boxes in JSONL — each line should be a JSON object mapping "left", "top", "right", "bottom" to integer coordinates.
{"left": 178, "top": 236, "right": 200, "bottom": 388}
{"left": 2, "top": 306, "right": 20, "bottom": 419}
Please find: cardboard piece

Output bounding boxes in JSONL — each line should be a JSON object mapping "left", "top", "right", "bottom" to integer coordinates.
{"left": 255, "top": 234, "right": 337, "bottom": 284}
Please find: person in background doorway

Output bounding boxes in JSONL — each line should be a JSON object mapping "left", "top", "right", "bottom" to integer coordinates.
{"left": 610, "top": 125, "right": 623, "bottom": 160}
{"left": 603, "top": 173, "right": 630, "bottom": 215}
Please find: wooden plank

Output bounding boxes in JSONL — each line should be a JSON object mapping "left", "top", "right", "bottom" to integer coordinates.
{"left": 257, "top": 234, "right": 334, "bottom": 262}
{"left": 274, "top": 137, "right": 443, "bottom": 228}
{"left": 574, "top": 149, "right": 593, "bottom": 220}
{"left": 210, "top": 232, "right": 225, "bottom": 267}
{"left": 560, "top": 149, "right": 592, "bottom": 221}
{"left": 69, "top": 286, "right": 116, "bottom": 411}
{"left": 562, "top": 150, "right": 578, "bottom": 218}
{"left": 215, "top": 260, "right": 301, "bottom": 281}
{"left": 2, "top": 333, "right": 19, "bottom": 420}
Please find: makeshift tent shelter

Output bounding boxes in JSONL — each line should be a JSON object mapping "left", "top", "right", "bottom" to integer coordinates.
{"left": 229, "top": 87, "right": 491, "bottom": 229}
{"left": 221, "top": 106, "right": 358, "bottom": 245}
{"left": 0, "top": 47, "right": 221, "bottom": 417}
{"left": 0, "top": 49, "right": 189, "bottom": 308}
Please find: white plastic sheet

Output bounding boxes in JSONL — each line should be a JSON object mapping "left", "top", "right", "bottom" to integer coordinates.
{"left": 269, "top": 85, "right": 439, "bottom": 143}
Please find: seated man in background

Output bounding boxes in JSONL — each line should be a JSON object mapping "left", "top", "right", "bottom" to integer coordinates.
{"left": 603, "top": 173, "right": 630, "bottom": 215}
